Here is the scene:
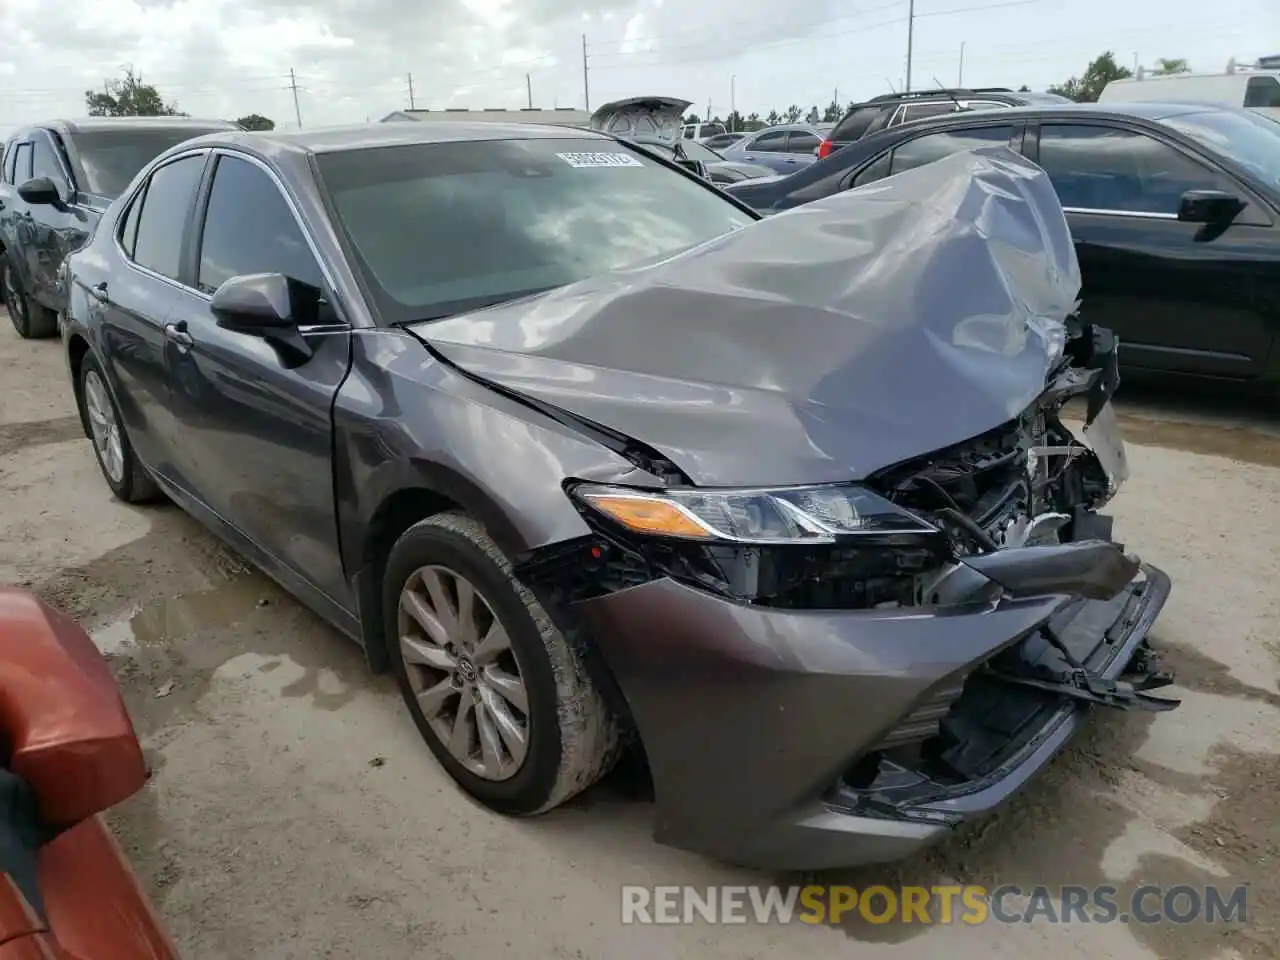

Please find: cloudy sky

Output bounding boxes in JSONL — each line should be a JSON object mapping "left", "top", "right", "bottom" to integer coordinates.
{"left": 0, "top": 0, "right": 1273, "bottom": 136}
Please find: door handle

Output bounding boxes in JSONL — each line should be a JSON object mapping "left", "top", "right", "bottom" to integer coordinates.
{"left": 163, "top": 321, "right": 193, "bottom": 350}
{"left": 89, "top": 281, "right": 108, "bottom": 303}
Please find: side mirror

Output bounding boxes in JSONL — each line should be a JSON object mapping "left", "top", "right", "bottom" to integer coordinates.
{"left": 1177, "top": 189, "right": 1245, "bottom": 225}
{"left": 17, "top": 176, "right": 66, "bottom": 210}
{"left": 210, "top": 272, "right": 313, "bottom": 364}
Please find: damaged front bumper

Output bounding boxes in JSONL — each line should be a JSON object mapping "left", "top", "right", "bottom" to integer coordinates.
{"left": 572, "top": 544, "right": 1172, "bottom": 871}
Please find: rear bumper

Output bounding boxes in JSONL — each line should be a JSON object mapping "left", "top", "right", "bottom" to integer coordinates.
{"left": 574, "top": 557, "right": 1171, "bottom": 871}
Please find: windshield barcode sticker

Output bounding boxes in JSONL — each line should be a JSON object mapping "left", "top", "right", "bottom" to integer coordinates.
{"left": 555, "top": 152, "right": 643, "bottom": 168}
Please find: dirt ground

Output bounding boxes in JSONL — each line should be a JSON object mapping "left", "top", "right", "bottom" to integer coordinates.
{"left": 1, "top": 314, "right": 1277, "bottom": 960}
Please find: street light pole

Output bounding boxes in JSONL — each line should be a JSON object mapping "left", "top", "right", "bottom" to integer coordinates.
{"left": 905, "top": 0, "right": 915, "bottom": 92}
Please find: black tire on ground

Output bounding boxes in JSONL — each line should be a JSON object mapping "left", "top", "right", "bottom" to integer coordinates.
{"left": 78, "top": 353, "right": 160, "bottom": 504}
{"left": 2, "top": 262, "right": 58, "bottom": 339}
{"left": 383, "top": 512, "right": 621, "bottom": 815}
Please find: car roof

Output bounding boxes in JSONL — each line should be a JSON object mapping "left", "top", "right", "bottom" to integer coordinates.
{"left": 181, "top": 120, "right": 610, "bottom": 156}
{"left": 35, "top": 117, "right": 241, "bottom": 135}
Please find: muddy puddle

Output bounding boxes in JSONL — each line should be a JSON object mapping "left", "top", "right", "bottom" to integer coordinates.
{"left": 92, "top": 572, "right": 275, "bottom": 654}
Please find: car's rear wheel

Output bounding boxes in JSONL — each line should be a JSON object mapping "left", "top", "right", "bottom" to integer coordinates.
{"left": 383, "top": 512, "right": 620, "bottom": 814}
{"left": 79, "top": 356, "right": 158, "bottom": 504}
{"left": 2, "top": 262, "right": 58, "bottom": 339}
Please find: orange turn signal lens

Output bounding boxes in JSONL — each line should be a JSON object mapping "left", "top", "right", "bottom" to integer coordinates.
{"left": 580, "top": 493, "right": 712, "bottom": 539}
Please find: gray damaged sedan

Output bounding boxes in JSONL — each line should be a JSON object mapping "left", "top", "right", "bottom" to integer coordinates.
{"left": 59, "top": 121, "right": 1178, "bottom": 870}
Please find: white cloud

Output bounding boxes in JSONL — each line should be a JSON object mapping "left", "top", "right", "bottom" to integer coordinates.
{"left": 0, "top": 0, "right": 1270, "bottom": 136}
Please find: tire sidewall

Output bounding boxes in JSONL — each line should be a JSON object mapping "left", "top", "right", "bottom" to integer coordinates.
{"left": 3, "top": 262, "right": 31, "bottom": 337}
{"left": 382, "top": 519, "right": 565, "bottom": 813}
{"left": 79, "top": 354, "right": 137, "bottom": 501}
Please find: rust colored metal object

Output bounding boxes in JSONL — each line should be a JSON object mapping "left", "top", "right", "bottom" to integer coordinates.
{"left": 0, "top": 588, "right": 179, "bottom": 959}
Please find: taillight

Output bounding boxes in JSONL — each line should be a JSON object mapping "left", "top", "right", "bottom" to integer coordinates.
{"left": 817, "top": 139, "right": 835, "bottom": 159}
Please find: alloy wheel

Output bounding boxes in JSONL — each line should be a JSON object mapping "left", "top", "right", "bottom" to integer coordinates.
{"left": 83, "top": 370, "right": 125, "bottom": 485}
{"left": 397, "top": 565, "right": 530, "bottom": 781}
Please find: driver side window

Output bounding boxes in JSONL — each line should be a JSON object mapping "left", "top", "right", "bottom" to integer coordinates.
{"left": 851, "top": 125, "right": 1016, "bottom": 188}
{"left": 196, "top": 155, "right": 324, "bottom": 296}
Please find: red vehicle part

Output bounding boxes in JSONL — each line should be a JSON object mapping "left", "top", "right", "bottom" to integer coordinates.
{"left": 0, "top": 588, "right": 179, "bottom": 959}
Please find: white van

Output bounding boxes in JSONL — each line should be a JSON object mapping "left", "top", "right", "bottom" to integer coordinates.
{"left": 1099, "top": 59, "right": 1280, "bottom": 121}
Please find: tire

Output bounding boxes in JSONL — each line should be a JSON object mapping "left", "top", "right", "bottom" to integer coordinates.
{"left": 2, "top": 262, "right": 57, "bottom": 339}
{"left": 79, "top": 354, "right": 159, "bottom": 504}
{"left": 383, "top": 512, "right": 620, "bottom": 815}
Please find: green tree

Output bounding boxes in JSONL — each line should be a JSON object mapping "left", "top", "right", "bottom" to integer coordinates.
{"left": 685, "top": 112, "right": 702, "bottom": 125}
{"left": 1018, "top": 84, "right": 1031, "bottom": 92}
{"left": 765, "top": 109, "right": 781, "bottom": 126}
{"left": 745, "top": 112, "right": 764, "bottom": 131}
{"left": 85, "top": 66, "right": 183, "bottom": 117}
{"left": 1047, "top": 51, "right": 1132, "bottom": 102}
{"left": 236, "top": 113, "right": 275, "bottom": 131}
{"left": 1152, "top": 57, "right": 1191, "bottom": 75}
{"left": 821, "top": 100, "right": 844, "bottom": 122}
{"left": 784, "top": 104, "right": 803, "bottom": 123}
{"left": 804, "top": 105, "right": 821, "bottom": 124}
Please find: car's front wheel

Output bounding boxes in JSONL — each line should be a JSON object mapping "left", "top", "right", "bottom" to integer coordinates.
{"left": 79, "top": 355, "right": 158, "bottom": 504}
{"left": 2, "top": 262, "right": 58, "bottom": 339}
{"left": 383, "top": 512, "right": 621, "bottom": 814}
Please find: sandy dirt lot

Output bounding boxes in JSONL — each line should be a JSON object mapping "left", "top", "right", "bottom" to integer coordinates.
{"left": 1, "top": 314, "right": 1277, "bottom": 960}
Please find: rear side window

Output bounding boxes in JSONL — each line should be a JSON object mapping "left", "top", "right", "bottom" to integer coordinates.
{"left": 702, "top": 123, "right": 726, "bottom": 137}
{"left": 131, "top": 154, "right": 205, "bottom": 280}
{"left": 1244, "top": 76, "right": 1280, "bottom": 108}
{"left": 896, "top": 102, "right": 959, "bottom": 125}
{"left": 196, "top": 155, "right": 323, "bottom": 294}
{"left": 749, "top": 130, "right": 790, "bottom": 151}
{"left": 1036, "top": 124, "right": 1221, "bottom": 215}
{"left": 788, "top": 131, "right": 821, "bottom": 154}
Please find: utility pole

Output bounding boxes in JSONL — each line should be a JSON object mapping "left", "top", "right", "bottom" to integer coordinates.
{"left": 581, "top": 35, "right": 590, "bottom": 111}
{"left": 288, "top": 68, "right": 303, "bottom": 128}
{"left": 526, "top": 74, "right": 533, "bottom": 109}
{"left": 958, "top": 42, "right": 965, "bottom": 86}
{"left": 407, "top": 73, "right": 416, "bottom": 110}
{"left": 905, "top": 0, "right": 915, "bottom": 92}
{"left": 730, "top": 75, "right": 736, "bottom": 129}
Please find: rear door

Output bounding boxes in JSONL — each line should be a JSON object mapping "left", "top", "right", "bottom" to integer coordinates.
{"left": 2, "top": 141, "right": 34, "bottom": 290}
{"left": 1029, "top": 120, "right": 1275, "bottom": 378}
{"left": 162, "top": 150, "right": 352, "bottom": 604}
{"left": 738, "top": 129, "right": 795, "bottom": 172}
{"left": 101, "top": 151, "right": 207, "bottom": 476}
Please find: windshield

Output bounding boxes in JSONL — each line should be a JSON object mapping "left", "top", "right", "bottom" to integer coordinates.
{"left": 317, "top": 137, "right": 755, "bottom": 324}
{"left": 1163, "top": 108, "right": 1280, "bottom": 187}
{"left": 69, "top": 128, "right": 228, "bottom": 197}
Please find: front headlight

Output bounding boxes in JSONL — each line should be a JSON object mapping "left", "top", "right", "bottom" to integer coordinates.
{"left": 571, "top": 482, "right": 936, "bottom": 544}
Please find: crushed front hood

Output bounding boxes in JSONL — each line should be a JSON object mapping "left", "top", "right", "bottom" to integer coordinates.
{"left": 412, "top": 146, "right": 1082, "bottom": 487}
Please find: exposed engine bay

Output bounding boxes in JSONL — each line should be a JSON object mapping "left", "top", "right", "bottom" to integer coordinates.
{"left": 517, "top": 319, "right": 1178, "bottom": 812}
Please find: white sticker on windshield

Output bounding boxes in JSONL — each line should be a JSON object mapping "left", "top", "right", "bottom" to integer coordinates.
{"left": 555, "top": 152, "right": 644, "bottom": 168}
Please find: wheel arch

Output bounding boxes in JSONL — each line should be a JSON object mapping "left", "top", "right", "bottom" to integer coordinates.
{"left": 349, "top": 461, "right": 535, "bottom": 675}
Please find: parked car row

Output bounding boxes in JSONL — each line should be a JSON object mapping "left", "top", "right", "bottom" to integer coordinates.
{"left": 0, "top": 118, "right": 241, "bottom": 338}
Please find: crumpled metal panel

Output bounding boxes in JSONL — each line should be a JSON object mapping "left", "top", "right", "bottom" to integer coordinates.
{"left": 414, "top": 146, "right": 1083, "bottom": 486}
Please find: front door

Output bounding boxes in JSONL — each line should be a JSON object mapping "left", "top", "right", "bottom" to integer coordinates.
{"left": 163, "top": 151, "right": 352, "bottom": 607}
{"left": 1030, "top": 121, "right": 1276, "bottom": 379}
{"left": 24, "top": 130, "right": 91, "bottom": 312}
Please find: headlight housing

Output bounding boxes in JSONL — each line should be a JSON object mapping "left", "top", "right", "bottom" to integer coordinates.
{"left": 571, "top": 482, "right": 936, "bottom": 544}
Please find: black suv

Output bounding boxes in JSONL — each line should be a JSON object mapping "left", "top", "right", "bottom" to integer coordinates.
{"left": 816, "top": 87, "right": 1070, "bottom": 159}
{"left": 0, "top": 117, "right": 239, "bottom": 338}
